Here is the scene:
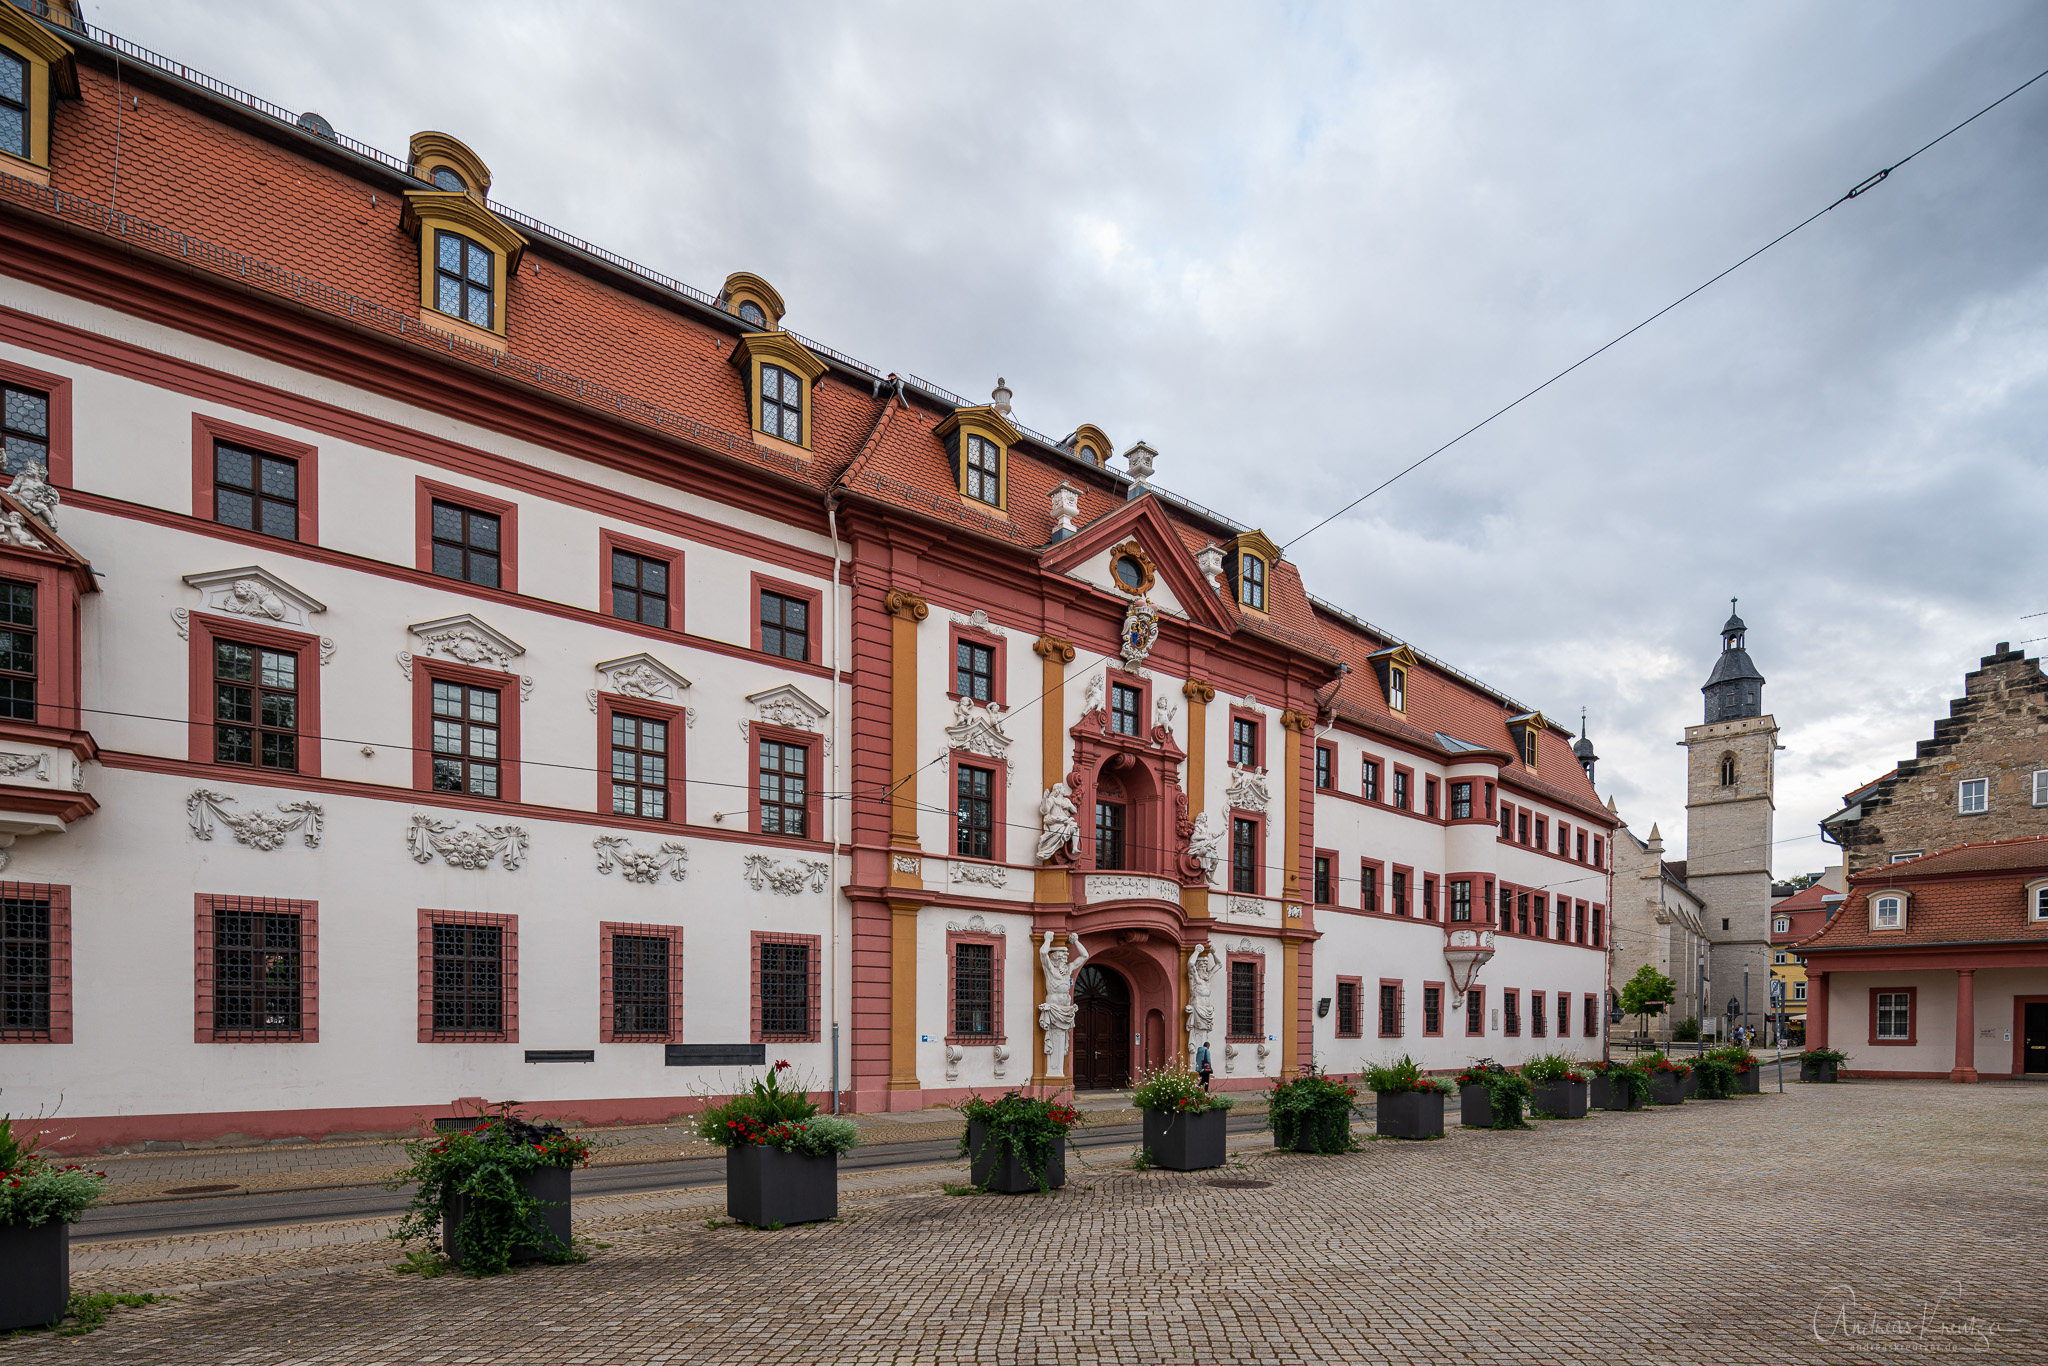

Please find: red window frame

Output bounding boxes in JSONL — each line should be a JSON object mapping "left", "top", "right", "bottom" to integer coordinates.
{"left": 1333, "top": 975, "right": 1363, "bottom": 1038}
{"left": 1104, "top": 666, "right": 1151, "bottom": 740}
{"left": 1517, "top": 811, "right": 1530, "bottom": 845}
{"left": 0, "top": 880, "right": 70, "bottom": 1043}
{"left": 194, "top": 893, "right": 318, "bottom": 1043}
{"left": 191, "top": 413, "right": 319, "bottom": 545}
{"left": 1361, "top": 755, "right": 1382, "bottom": 802}
{"left": 1422, "top": 980, "right": 1445, "bottom": 1037}
{"left": 1390, "top": 863, "right": 1413, "bottom": 917}
{"left": 1464, "top": 984, "right": 1486, "bottom": 1038}
{"left": 1503, "top": 988, "right": 1521, "bottom": 1037}
{"left": 415, "top": 477, "right": 518, "bottom": 594}
{"left": 1225, "top": 951, "right": 1265, "bottom": 1042}
{"left": 1531, "top": 990, "right": 1547, "bottom": 1037}
{"left": 417, "top": 908, "right": 518, "bottom": 1044}
{"left": 1869, "top": 986, "right": 1917, "bottom": 1046}
{"left": 752, "top": 930, "right": 822, "bottom": 1043}
{"left": 1422, "top": 876, "right": 1437, "bottom": 922}
{"left": 949, "top": 752, "right": 1006, "bottom": 864}
{"left": 0, "top": 357, "right": 73, "bottom": 487}
{"left": 1534, "top": 816, "right": 1546, "bottom": 850}
{"left": 1377, "top": 978, "right": 1404, "bottom": 1038}
{"left": 751, "top": 572, "right": 822, "bottom": 662}
{"left": 1312, "top": 847, "right": 1338, "bottom": 905}
{"left": 598, "top": 527, "right": 681, "bottom": 634}
{"left": 1555, "top": 988, "right": 1571, "bottom": 1038}
{"left": 599, "top": 921, "right": 685, "bottom": 1043}
{"left": 1315, "top": 744, "right": 1334, "bottom": 790}
{"left": 751, "top": 723, "right": 823, "bottom": 841}
{"left": 1228, "top": 807, "right": 1264, "bottom": 897}
{"left": 947, "top": 620, "right": 1007, "bottom": 708}
{"left": 1392, "top": 765, "right": 1413, "bottom": 811}
{"left": 1585, "top": 993, "right": 1600, "bottom": 1039}
{"left": 1228, "top": 706, "right": 1263, "bottom": 769}
{"left": 1574, "top": 902, "right": 1588, "bottom": 945}
{"left": 1499, "top": 801, "right": 1514, "bottom": 839}
{"left": 1591, "top": 905, "right": 1603, "bottom": 946}
{"left": 1424, "top": 777, "right": 1439, "bottom": 818}
{"left": 1359, "top": 858, "right": 1382, "bottom": 913}
{"left": 1593, "top": 836, "right": 1603, "bottom": 868}
{"left": 187, "top": 613, "right": 324, "bottom": 778}
{"left": 412, "top": 655, "right": 520, "bottom": 803}
{"left": 595, "top": 691, "right": 684, "bottom": 823}
{"left": 945, "top": 926, "right": 1007, "bottom": 1045}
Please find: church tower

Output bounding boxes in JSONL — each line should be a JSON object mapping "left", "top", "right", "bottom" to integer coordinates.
{"left": 1681, "top": 604, "right": 1777, "bottom": 1030}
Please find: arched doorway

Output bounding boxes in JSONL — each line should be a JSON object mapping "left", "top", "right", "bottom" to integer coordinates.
{"left": 1071, "top": 964, "right": 1132, "bottom": 1090}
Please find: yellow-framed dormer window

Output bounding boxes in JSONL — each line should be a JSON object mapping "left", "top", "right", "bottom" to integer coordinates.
{"left": 400, "top": 133, "right": 524, "bottom": 349}
{"left": 1228, "top": 530, "right": 1282, "bottom": 615}
{"left": 718, "top": 272, "right": 787, "bottom": 331}
{"left": 730, "top": 331, "right": 827, "bottom": 453}
{"left": 1066, "top": 422, "right": 1112, "bottom": 469}
{"left": 935, "top": 406, "right": 1022, "bottom": 513}
{"left": 1389, "top": 664, "right": 1407, "bottom": 712}
{"left": 1506, "top": 711, "right": 1546, "bottom": 771}
{"left": 1366, "top": 643, "right": 1419, "bottom": 714}
{"left": 0, "top": 5, "right": 77, "bottom": 186}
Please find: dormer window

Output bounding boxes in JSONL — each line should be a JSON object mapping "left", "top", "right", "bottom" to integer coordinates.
{"left": 0, "top": 4, "right": 77, "bottom": 185}
{"left": 1388, "top": 665, "right": 1406, "bottom": 712}
{"left": 732, "top": 332, "right": 826, "bottom": 452}
{"left": 402, "top": 133, "right": 524, "bottom": 345}
{"left": 738, "top": 301, "right": 766, "bottom": 327}
{"left": 936, "top": 406, "right": 1019, "bottom": 512}
{"left": 0, "top": 50, "right": 24, "bottom": 160}
{"left": 965, "top": 435, "right": 1001, "bottom": 507}
{"left": 1522, "top": 728, "right": 1538, "bottom": 768}
{"left": 1871, "top": 893, "right": 1906, "bottom": 931}
{"left": 1238, "top": 553, "right": 1266, "bottom": 611}
{"left": 760, "top": 364, "right": 803, "bottom": 443}
{"left": 2029, "top": 879, "right": 2048, "bottom": 922}
{"left": 431, "top": 166, "right": 467, "bottom": 192}
{"left": 434, "top": 231, "right": 494, "bottom": 329}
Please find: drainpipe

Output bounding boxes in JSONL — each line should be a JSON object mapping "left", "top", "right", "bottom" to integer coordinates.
{"left": 826, "top": 492, "right": 845, "bottom": 1113}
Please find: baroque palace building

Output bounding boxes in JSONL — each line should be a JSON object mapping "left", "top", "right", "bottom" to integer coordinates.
{"left": 0, "top": 4, "right": 1616, "bottom": 1150}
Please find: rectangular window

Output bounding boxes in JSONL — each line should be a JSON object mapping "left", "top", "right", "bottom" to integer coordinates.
{"left": 1533, "top": 895, "right": 1548, "bottom": 938}
{"left": 0, "top": 51, "right": 22, "bottom": 162}
{"left": 1231, "top": 716, "right": 1258, "bottom": 767}
{"left": 1483, "top": 879, "right": 1494, "bottom": 925}
{"left": 1388, "top": 665, "right": 1405, "bottom": 711}
{"left": 1518, "top": 812, "right": 1530, "bottom": 844}
{"left": 956, "top": 641, "right": 996, "bottom": 702}
{"left": 1450, "top": 880, "right": 1472, "bottom": 922}
{"left": 1360, "top": 862, "right": 1378, "bottom": 913}
{"left": 2035, "top": 770, "right": 2048, "bottom": 807}
{"left": 1378, "top": 981, "right": 1402, "bottom": 1037}
{"left": 1362, "top": 759, "right": 1380, "bottom": 802}
{"left": 955, "top": 764, "right": 994, "bottom": 860}
{"left": 1504, "top": 990, "right": 1521, "bottom": 1036}
{"left": 431, "top": 681, "right": 500, "bottom": 797}
{"left": 208, "top": 898, "right": 307, "bottom": 1039}
{"left": 1, "top": 384, "right": 47, "bottom": 477}
{"left": 0, "top": 579, "right": 33, "bottom": 722}
{"left": 1531, "top": 991, "right": 1547, "bottom": 1037}
{"left": 1391, "top": 869, "right": 1408, "bottom": 916}
{"left": 432, "top": 921, "right": 503, "bottom": 1036}
{"left": 1111, "top": 683, "right": 1142, "bottom": 737}
{"left": 2034, "top": 886, "right": 2048, "bottom": 922}
{"left": 609, "top": 714, "right": 668, "bottom": 819}
{"left": 759, "top": 363, "right": 803, "bottom": 443}
{"left": 1, "top": 890, "right": 52, "bottom": 1040}
{"left": 1576, "top": 831, "right": 1587, "bottom": 861}
{"left": 1499, "top": 803, "right": 1513, "bottom": 839}
{"left": 1875, "top": 990, "right": 1911, "bottom": 1041}
{"left": 1316, "top": 746, "right": 1332, "bottom": 789}
{"left": 610, "top": 933, "right": 672, "bottom": 1038}
{"left": 1534, "top": 816, "right": 1546, "bottom": 849}
{"left": 1450, "top": 782, "right": 1472, "bottom": 820}
{"left": 758, "top": 739, "right": 809, "bottom": 837}
{"left": 1423, "top": 985, "right": 1442, "bottom": 1037}
{"left": 1313, "top": 856, "right": 1331, "bottom": 906}
{"left": 1575, "top": 904, "right": 1587, "bottom": 944}
{"left": 1584, "top": 993, "right": 1599, "bottom": 1038}
{"left": 430, "top": 500, "right": 500, "bottom": 588}
{"left": 759, "top": 590, "right": 809, "bottom": 662}
{"left": 964, "top": 434, "right": 1001, "bottom": 506}
{"left": 1424, "top": 778, "right": 1439, "bottom": 817}
{"left": 1393, "top": 771, "right": 1409, "bottom": 810}
{"left": 1335, "top": 980, "right": 1359, "bottom": 1038}
{"left": 610, "top": 550, "right": 670, "bottom": 629}
{"left": 1593, "top": 837, "right": 1603, "bottom": 867}
{"left": 434, "top": 230, "right": 494, "bottom": 329}
{"left": 1958, "top": 778, "right": 1988, "bottom": 814}
{"left": 1792, "top": 980, "right": 1806, "bottom": 1001}
{"left": 759, "top": 939, "right": 813, "bottom": 1038}
{"left": 952, "top": 941, "right": 994, "bottom": 1037}
{"left": 1230, "top": 817, "right": 1257, "bottom": 894}
{"left": 1556, "top": 991, "right": 1570, "bottom": 1037}
{"left": 1558, "top": 823, "right": 1571, "bottom": 855}
{"left": 1591, "top": 906, "right": 1602, "bottom": 946}
{"left": 1517, "top": 891, "right": 1530, "bottom": 935}
{"left": 1228, "top": 959, "right": 1258, "bottom": 1037}
{"left": 1422, "top": 877, "right": 1437, "bottom": 921}
{"left": 214, "top": 639, "right": 298, "bottom": 772}
{"left": 1094, "top": 801, "right": 1126, "bottom": 870}
{"left": 212, "top": 442, "right": 299, "bottom": 541}
{"left": 1466, "top": 987, "right": 1484, "bottom": 1037}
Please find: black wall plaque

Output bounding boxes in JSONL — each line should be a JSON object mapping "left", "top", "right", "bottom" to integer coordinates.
{"left": 523, "top": 1049, "right": 596, "bottom": 1064}
{"left": 665, "top": 1043, "right": 767, "bottom": 1067}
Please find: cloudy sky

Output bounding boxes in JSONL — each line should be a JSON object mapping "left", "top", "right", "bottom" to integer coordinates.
{"left": 92, "top": 1, "right": 2048, "bottom": 873}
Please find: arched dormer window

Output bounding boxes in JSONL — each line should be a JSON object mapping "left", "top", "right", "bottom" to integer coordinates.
{"left": 935, "top": 406, "right": 1021, "bottom": 514}
{"left": 1720, "top": 754, "right": 1737, "bottom": 787}
{"left": 431, "top": 166, "right": 467, "bottom": 192}
{"left": 730, "top": 331, "right": 827, "bottom": 454}
{"left": 1066, "top": 423, "right": 1113, "bottom": 470}
{"left": 0, "top": 4, "right": 77, "bottom": 186}
{"left": 718, "top": 272, "right": 786, "bottom": 331}
{"left": 402, "top": 132, "right": 524, "bottom": 347}
{"left": 1869, "top": 891, "right": 1908, "bottom": 931}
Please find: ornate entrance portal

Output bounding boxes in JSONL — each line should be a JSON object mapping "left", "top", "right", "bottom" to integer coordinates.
{"left": 1072, "top": 964, "right": 1132, "bottom": 1090}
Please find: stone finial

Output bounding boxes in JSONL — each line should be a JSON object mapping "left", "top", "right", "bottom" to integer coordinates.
{"left": 1122, "top": 441, "right": 1157, "bottom": 485}
{"left": 1050, "top": 482, "right": 1080, "bottom": 537}
{"left": 1647, "top": 822, "right": 1662, "bottom": 845}
{"left": 991, "top": 376, "right": 1013, "bottom": 416}
{"left": 1195, "top": 543, "right": 1225, "bottom": 585}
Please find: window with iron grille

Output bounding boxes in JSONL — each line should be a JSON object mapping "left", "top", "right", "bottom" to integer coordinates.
{"left": 610, "top": 714, "right": 668, "bottom": 819}
{"left": 1362, "top": 759, "right": 1380, "bottom": 802}
{"left": 1531, "top": 992, "right": 1547, "bottom": 1037}
{"left": 1393, "top": 771, "right": 1409, "bottom": 810}
{"left": 207, "top": 898, "right": 308, "bottom": 1039}
{"left": 964, "top": 434, "right": 1001, "bottom": 506}
{"left": 956, "top": 640, "right": 995, "bottom": 702}
{"left": 759, "top": 590, "right": 809, "bottom": 661}
{"left": 1316, "top": 747, "right": 1331, "bottom": 789}
{"left": 1313, "top": 856, "right": 1330, "bottom": 905}
{"left": 760, "top": 939, "right": 811, "bottom": 1037}
{"left": 610, "top": 933, "right": 671, "bottom": 1038}
{"left": 0, "top": 52, "right": 26, "bottom": 163}
{"left": 1591, "top": 906, "right": 1602, "bottom": 946}
{"left": 759, "top": 363, "right": 803, "bottom": 443}
{"left": 432, "top": 681, "right": 500, "bottom": 796}
{"left": 953, "top": 941, "right": 994, "bottom": 1037}
{"left": 1228, "top": 959, "right": 1258, "bottom": 1037}
{"left": 1450, "top": 782, "right": 1471, "bottom": 820}
{"left": 1503, "top": 991, "right": 1520, "bottom": 1036}
{"left": 1533, "top": 895, "right": 1548, "bottom": 938}
{"left": 1335, "top": 980, "right": 1358, "bottom": 1036}
{"left": 1231, "top": 817, "right": 1257, "bottom": 894}
{"left": 430, "top": 501, "right": 500, "bottom": 587}
{"left": 1111, "top": 683, "right": 1142, "bottom": 736}
{"left": 1584, "top": 993, "right": 1598, "bottom": 1037}
{"left": 758, "top": 739, "right": 808, "bottom": 836}
{"left": 1556, "top": 991, "right": 1570, "bottom": 1037}
{"left": 0, "top": 579, "right": 32, "bottom": 721}
{"left": 0, "top": 384, "right": 46, "bottom": 478}
{"left": 955, "top": 764, "right": 993, "bottom": 860}
{"left": 1517, "top": 891, "right": 1529, "bottom": 935}
{"left": 1, "top": 893, "right": 50, "bottom": 1039}
{"left": 214, "top": 639, "right": 297, "bottom": 771}
{"left": 1575, "top": 904, "right": 1587, "bottom": 943}
{"left": 610, "top": 550, "right": 669, "bottom": 628}
{"left": 1231, "top": 717, "right": 1258, "bottom": 766}
{"left": 1450, "top": 879, "right": 1472, "bottom": 923}
{"left": 432, "top": 921, "right": 503, "bottom": 1035}
{"left": 433, "top": 230, "right": 494, "bottom": 329}
{"left": 1095, "top": 801, "right": 1125, "bottom": 871}
{"left": 1237, "top": 554, "right": 1265, "bottom": 611}
{"left": 213, "top": 442, "right": 298, "bottom": 541}
{"left": 1390, "top": 869, "right": 1407, "bottom": 916}
{"left": 1360, "top": 862, "right": 1378, "bottom": 912}
{"left": 1423, "top": 985, "right": 1442, "bottom": 1036}
{"left": 1467, "top": 988, "right": 1484, "bottom": 1036}
{"left": 1876, "top": 991, "right": 1911, "bottom": 1040}
{"left": 1379, "top": 982, "right": 1401, "bottom": 1037}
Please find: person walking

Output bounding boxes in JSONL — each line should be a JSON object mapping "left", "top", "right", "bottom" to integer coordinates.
{"left": 1195, "top": 1040, "right": 1213, "bottom": 1092}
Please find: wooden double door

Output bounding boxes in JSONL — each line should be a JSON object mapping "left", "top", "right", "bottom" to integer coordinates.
{"left": 1071, "top": 964, "right": 1131, "bottom": 1090}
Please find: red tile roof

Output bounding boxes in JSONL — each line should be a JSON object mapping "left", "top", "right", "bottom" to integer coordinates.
{"left": 1798, "top": 837, "right": 2048, "bottom": 952}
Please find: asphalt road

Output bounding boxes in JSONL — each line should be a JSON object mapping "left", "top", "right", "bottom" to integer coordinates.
{"left": 74, "top": 1112, "right": 1277, "bottom": 1245}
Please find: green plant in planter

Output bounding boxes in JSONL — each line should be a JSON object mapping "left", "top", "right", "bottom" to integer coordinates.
{"left": 1362, "top": 1054, "right": 1449, "bottom": 1095}
{"left": 1799, "top": 1047, "right": 1847, "bottom": 1065}
{"left": 1586, "top": 1058, "right": 1653, "bottom": 1107}
{"left": 1453, "top": 1063, "right": 1531, "bottom": 1129}
{"left": 1691, "top": 1056, "right": 1740, "bottom": 1097}
{"left": 1265, "top": 1066, "right": 1362, "bottom": 1153}
{"left": 954, "top": 1091, "right": 1081, "bottom": 1191}
{"left": 1638, "top": 1052, "right": 1692, "bottom": 1082}
{"left": 1518, "top": 1052, "right": 1588, "bottom": 1085}
{"left": 389, "top": 1105, "right": 591, "bottom": 1276}
{"left": 695, "top": 1061, "right": 859, "bottom": 1156}
{"left": 1131, "top": 1061, "right": 1237, "bottom": 1115}
{"left": 0, "top": 1115, "right": 109, "bottom": 1228}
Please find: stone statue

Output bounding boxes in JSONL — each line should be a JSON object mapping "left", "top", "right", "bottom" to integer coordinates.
{"left": 0, "top": 510, "right": 45, "bottom": 549}
{"left": 1037, "top": 932, "right": 1090, "bottom": 1077}
{"left": 7, "top": 462, "right": 58, "bottom": 530}
{"left": 1184, "top": 943, "right": 1220, "bottom": 1048}
{"left": 1081, "top": 672, "right": 1104, "bottom": 718}
{"left": 1186, "top": 811, "right": 1223, "bottom": 883}
{"left": 1036, "top": 782, "right": 1080, "bottom": 863}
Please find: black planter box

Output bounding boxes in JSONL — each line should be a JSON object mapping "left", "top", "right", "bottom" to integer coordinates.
{"left": 1591, "top": 1074, "right": 1643, "bottom": 1111}
{"left": 1801, "top": 1059, "right": 1839, "bottom": 1084}
{"left": 1682, "top": 1068, "right": 1700, "bottom": 1098}
{"left": 1649, "top": 1072, "right": 1687, "bottom": 1105}
{"left": 1142, "top": 1107, "right": 1227, "bottom": 1170}
{"left": 1459, "top": 1083, "right": 1495, "bottom": 1127}
{"left": 726, "top": 1144, "right": 838, "bottom": 1227}
{"left": 0, "top": 1220, "right": 68, "bottom": 1331}
{"left": 1375, "top": 1089, "right": 1445, "bottom": 1139}
{"left": 1531, "top": 1079, "right": 1589, "bottom": 1118}
{"left": 442, "top": 1164, "right": 572, "bottom": 1266}
{"left": 968, "top": 1120, "right": 1066, "bottom": 1192}
{"left": 1275, "top": 1110, "right": 1351, "bottom": 1152}
{"left": 1737, "top": 1066, "right": 1761, "bottom": 1094}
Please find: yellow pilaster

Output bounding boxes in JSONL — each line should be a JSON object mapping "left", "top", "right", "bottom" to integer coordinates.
{"left": 1282, "top": 939, "right": 1300, "bottom": 1076}
{"left": 1280, "top": 709, "right": 1313, "bottom": 903}
{"left": 886, "top": 590, "right": 928, "bottom": 889}
{"left": 1182, "top": 680, "right": 1215, "bottom": 919}
{"left": 1032, "top": 634, "right": 1075, "bottom": 907}
{"left": 889, "top": 899, "right": 920, "bottom": 1091}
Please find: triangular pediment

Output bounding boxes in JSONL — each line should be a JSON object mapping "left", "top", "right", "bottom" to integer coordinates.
{"left": 594, "top": 653, "right": 692, "bottom": 702}
{"left": 184, "top": 566, "right": 328, "bottom": 629}
{"left": 407, "top": 614, "right": 526, "bottom": 673}
{"left": 748, "top": 683, "right": 829, "bottom": 731}
{"left": 1038, "top": 496, "right": 1236, "bottom": 634}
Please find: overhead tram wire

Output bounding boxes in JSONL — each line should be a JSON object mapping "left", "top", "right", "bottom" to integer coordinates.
{"left": 1281, "top": 62, "right": 2048, "bottom": 553}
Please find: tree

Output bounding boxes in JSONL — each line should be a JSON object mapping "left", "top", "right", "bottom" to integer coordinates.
{"left": 1619, "top": 964, "right": 1676, "bottom": 1019}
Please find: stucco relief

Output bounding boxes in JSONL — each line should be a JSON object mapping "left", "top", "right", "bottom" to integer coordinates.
{"left": 743, "top": 854, "right": 829, "bottom": 895}
{"left": 0, "top": 511, "right": 46, "bottom": 549}
{"left": 187, "top": 789, "right": 324, "bottom": 851}
{"left": 593, "top": 835, "right": 689, "bottom": 883}
{"left": 945, "top": 913, "right": 1005, "bottom": 934}
{"left": 1186, "top": 811, "right": 1223, "bottom": 883}
{"left": 1119, "top": 598, "right": 1160, "bottom": 671}
{"left": 951, "top": 861, "right": 1009, "bottom": 888}
{"left": 943, "top": 695, "right": 1014, "bottom": 784}
{"left": 1036, "top": 783, "right": 1080, "bottom": 864}
{"left": 950, "top": 607, "right": 1006, "bottom": 636}
{"left": 1084, "top": 873, "right": 1182, "bottom": 903}
{"left": 1225, "top": 764, "right": 1270, "bottom": 813}
{"left": 1218, "top": 896, "right": 1272, "bottom": 921}
{"left": 0, "top": 751, "right": 48, "bottom": 782}
{"left": 407, "top": 813, "right": 528, "bottom": 871}
{"left": 747, "top": 684, "right": 828, "bottom": 732}
{"left": 183, "top": 567, "right": 327, "bottom": 630}
{"left": 9, "top": 463, "right": 58, "bottom": 529}
{"left": 591, "top": 653, "right": 691, "bottom": 706}
{"left": 401, "top": 615, "right": 533, "bottom": 699}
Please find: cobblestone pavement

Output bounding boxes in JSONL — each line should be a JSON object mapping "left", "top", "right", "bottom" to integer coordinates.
{"left": 7, "top": 1081, "right": 2043, "bottom": 1364}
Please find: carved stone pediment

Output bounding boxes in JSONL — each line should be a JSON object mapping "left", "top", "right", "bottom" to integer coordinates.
{"left": 183, "top": 566, "right": 328, "bottom": 629}
{"left": 748, "top": 684, "right": 828, "bottom": 732}
{"left": 405, "top": 614, "right": 526, "bottom": 672}
{"left": 593, "top": 653, "right": 691, "bottom": 703}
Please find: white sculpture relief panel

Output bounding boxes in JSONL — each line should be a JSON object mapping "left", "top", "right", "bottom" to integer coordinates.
{"left": 743, "top": 854, "right": 830, "bottom": 895}
{"left": 1084, "top": 873, "right": 1183, "bottom": 904}
{"left": 593, "top": 835, "right": 690, "bottom": 883}
{"left": 942, "top": 695, "right": 1014, "bottom": 784}
{"left": 399, "top": 614, "right": 533, "bottom": 700}
{"left": 1225, "top": 764, "right": 1271, "bottom": 813}
{"left": 187, "top": 789, "right": 324, "bottom": 850}
{"left": 407, "top": 814, "right": 528, "bottom": 871}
